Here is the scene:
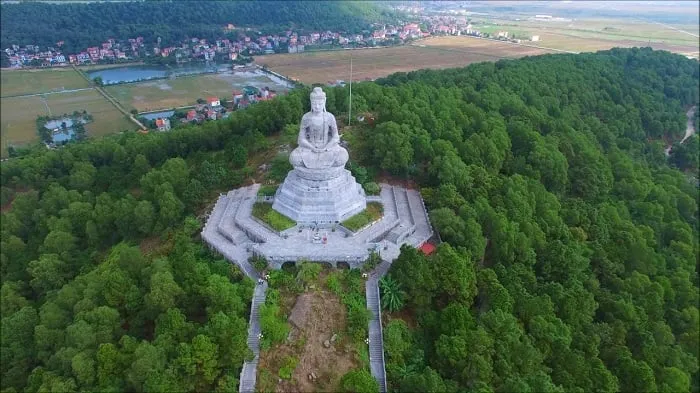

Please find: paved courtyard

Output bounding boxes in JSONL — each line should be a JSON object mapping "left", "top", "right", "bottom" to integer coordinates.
{"left": 202, "top": 183, "right": 433, "bottom": 270}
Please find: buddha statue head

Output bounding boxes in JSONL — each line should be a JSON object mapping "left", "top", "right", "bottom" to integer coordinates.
{"left": 310, "top": 87, "right": 326, "bottom": 114}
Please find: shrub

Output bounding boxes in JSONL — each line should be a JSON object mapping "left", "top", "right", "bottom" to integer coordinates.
{"left": 363, "top": 182, "right": 380, "bottom": 195}
{"left": 257, "top": 184, "right": 278, "bottom": 197}
{"left": 326, "top": 272, "right": 342, "bottom": 295}
{"left": 279, "top": 356, "right": 299, "bottom": 380}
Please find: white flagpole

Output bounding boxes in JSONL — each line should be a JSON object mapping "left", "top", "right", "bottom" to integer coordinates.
{"left": 348, "top": 53, "right": 353, "bottom": 126}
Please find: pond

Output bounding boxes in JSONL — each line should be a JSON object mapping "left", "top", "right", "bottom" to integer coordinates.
{"left": 87, "top": 62, "right": 230, "bottom": 85}
{"left": 140, "top": 110, "right": 175, "bottom": 120}
{"left": 44, "top": 117, "right": 87, "bottom": 143}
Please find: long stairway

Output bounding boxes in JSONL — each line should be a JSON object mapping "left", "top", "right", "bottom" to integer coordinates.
{"left": 366, "top": 267, "right": 389, "bottom": 393}
{"left": 239, "top": 281, "right": 268, "bottom": 393}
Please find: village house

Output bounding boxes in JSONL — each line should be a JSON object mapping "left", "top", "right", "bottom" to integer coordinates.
{"left": 155, "top": 118, "right": 171, "bottom": 132}
{"left": 207, "top": 97, "right": 221, "bottom": 108}
{"left": 232, "top": 90, "right": 244, "bottom": 105}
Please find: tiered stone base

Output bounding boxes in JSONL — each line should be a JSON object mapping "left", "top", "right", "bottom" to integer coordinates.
{"left": 272, "top": 166, "right": 366, "bottom": 224}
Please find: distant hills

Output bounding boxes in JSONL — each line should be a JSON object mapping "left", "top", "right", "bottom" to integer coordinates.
{"left": 0, "top": 1, "right": 398, "bottom": 53}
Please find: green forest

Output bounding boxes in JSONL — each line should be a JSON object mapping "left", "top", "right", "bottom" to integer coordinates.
{"left": 0, "top": 1, "right": 395, "bottom": 54}
{"left": 1, "top": 47, "right": 698, "bottom": 392}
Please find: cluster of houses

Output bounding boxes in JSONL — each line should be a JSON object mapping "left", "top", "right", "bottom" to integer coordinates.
{"left": 5, "top": 19, "right": 441, "bottom": 69}
{"left": 4, "top": 13, "right": 547, "bottom": 69}
{"left": 3, "top": 24, "right": 398, "bottom": 68}
{"left": 149, "top": 86, "right": 280, "bottom": 132}
{"left": 4, "top": 38, "right": 135, "bottom": 68}
{"left": 415, "top": 14, "right": 542, "bottom": 43}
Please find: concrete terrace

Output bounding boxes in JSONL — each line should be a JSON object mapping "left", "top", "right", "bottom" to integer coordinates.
{"left": 201, "top": 182, "right": 433, "bottom": 393}
{"left": 202, "top": 183, "right": 433, "bottom": 267}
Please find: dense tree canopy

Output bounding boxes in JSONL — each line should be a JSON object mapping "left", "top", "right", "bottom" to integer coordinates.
{"left": 0, "top": 1, "right": 396, "bottom": 53}
{"left": 1, "top": 47, "right": 698, "bottom": 392}
{"left": 365, "top": 48, "right": 699, "bottom": 393}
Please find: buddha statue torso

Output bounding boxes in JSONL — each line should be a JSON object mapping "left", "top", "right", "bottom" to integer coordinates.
{"left": 290, "top": 87, "right": 349, "bottom": 170}
{"left": 304, "top": 112, "right": 332, "bottom": 149}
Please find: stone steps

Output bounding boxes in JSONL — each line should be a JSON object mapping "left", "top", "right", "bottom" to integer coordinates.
{"left": 366, "top": 277, "right": 388, "bottom": 393}
{"left": 217, "top": 190, "right": 252, "bottom": 245}
{"left": 239, "top": 281, "right": 267, "bottom": 393}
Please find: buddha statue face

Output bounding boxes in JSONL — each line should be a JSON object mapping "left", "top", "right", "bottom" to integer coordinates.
{"left": 310, "top": 87, "right": 326, "bottom": 113}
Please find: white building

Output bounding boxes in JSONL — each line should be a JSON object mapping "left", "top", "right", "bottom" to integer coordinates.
{"left": 531, "top": 35, "right": 540, "bottom": 42}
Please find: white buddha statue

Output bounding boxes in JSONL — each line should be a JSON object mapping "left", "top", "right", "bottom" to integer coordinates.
{"left": 289, "top": 87, "right": 349, "bottom": 170}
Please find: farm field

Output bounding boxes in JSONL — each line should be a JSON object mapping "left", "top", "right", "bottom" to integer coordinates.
{"left": 0, "top": 96, "right": 48, "bottom": 153}
{"left": 471, "top": 17, "right": 699, "bottom": 57}
{"left": 105, "top": 71, "right": 291, "bottom": 112}
{"left": 44, "top": 89, "right": 135, "bottom": 138}
{"left": 0, "top": 89, "right": 134, "bottom": 157}
{"left": 0, "top": 67, "right": 90, "bottom": 97}
{"left": 255, "top": 39, "right": 553, "bottom": 85}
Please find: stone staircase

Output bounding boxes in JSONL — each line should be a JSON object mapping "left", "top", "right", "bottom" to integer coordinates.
{"left": 357, "top": 185, "right": 400, "bottom": 244}
{"left": 385, "top": 187, "right": 416, "bottom": 244}
{"left": 366, "top": 268, "right": 389, "bottom": 393}
{"left": 235, "top": 185, "right": 278, "bottom": 243}
{"left": 405, "top": 190, "right": 433, "bottom": 247}
{"left": 216, "top": 189, "right": 251, "bottom": 245}
{"left": 239, "top": 281, "right": 268, "bottom": 393}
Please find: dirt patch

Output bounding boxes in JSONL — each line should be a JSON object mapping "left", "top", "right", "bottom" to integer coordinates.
{"left": 139, "top": 236, "right": 163, "bottom": 255}
{"left": 386, "top": 309, "right": 418, "bottom": 330}
{"left": 258, "top": 289, "right": 359, "bottom": 392}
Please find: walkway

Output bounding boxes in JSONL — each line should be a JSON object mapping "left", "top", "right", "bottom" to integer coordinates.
{"left": 240, "top": 281, "right": 268, "bottom": 393}
{"left": 366, "top": 261, "right": 392, "bottom": 393}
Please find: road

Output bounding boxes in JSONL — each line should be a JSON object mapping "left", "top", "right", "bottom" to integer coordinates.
{"left": 665, "top": 106, "right": 696, "bottom": 156}
{"left": 1, "top": 87, "right": 94, "bottom": 99}
{"left": 681, "top": 106, "right": 697, "bottom": 143}
{"left": 412, "top": 35, "right": 580, "bottom": 55}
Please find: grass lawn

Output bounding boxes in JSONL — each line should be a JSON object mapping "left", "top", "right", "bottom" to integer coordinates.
{"left": 342, "top": 202, "right": 383, "bottom": 232}
{"left": 1, "top": 68, "right": 89, "bottom": 97}
{"left": 252, "top": 202, "right": 296, "bottom": 231}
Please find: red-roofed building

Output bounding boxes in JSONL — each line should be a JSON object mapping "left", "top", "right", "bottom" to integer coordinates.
{"left": 419, "top": 243, "right": 436, "bottom": 256}
{"left": 155, "top": 118, "right": 171, "bottom": 132}
{"left": 207, "top": 97, "right": 221, "bottom": 107}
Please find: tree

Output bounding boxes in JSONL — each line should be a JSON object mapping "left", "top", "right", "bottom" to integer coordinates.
{"left": 371, "top": 121, "right": 414, "bottom": 174}
{"left": 27, "top": 254, "right": 70, "bottom": 295}
{"left": 230, "top": 145, "right": 248, "bottom": 169}
{"left": 379, "top": 275, "right": 405, "bottom": 312}
{"left": 340, "top": 369, "right": 379, "bottom": 393}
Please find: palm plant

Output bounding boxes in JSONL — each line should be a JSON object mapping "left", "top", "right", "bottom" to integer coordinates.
{"left": 379, "top": 275, "right": 405, "bottom": 312}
